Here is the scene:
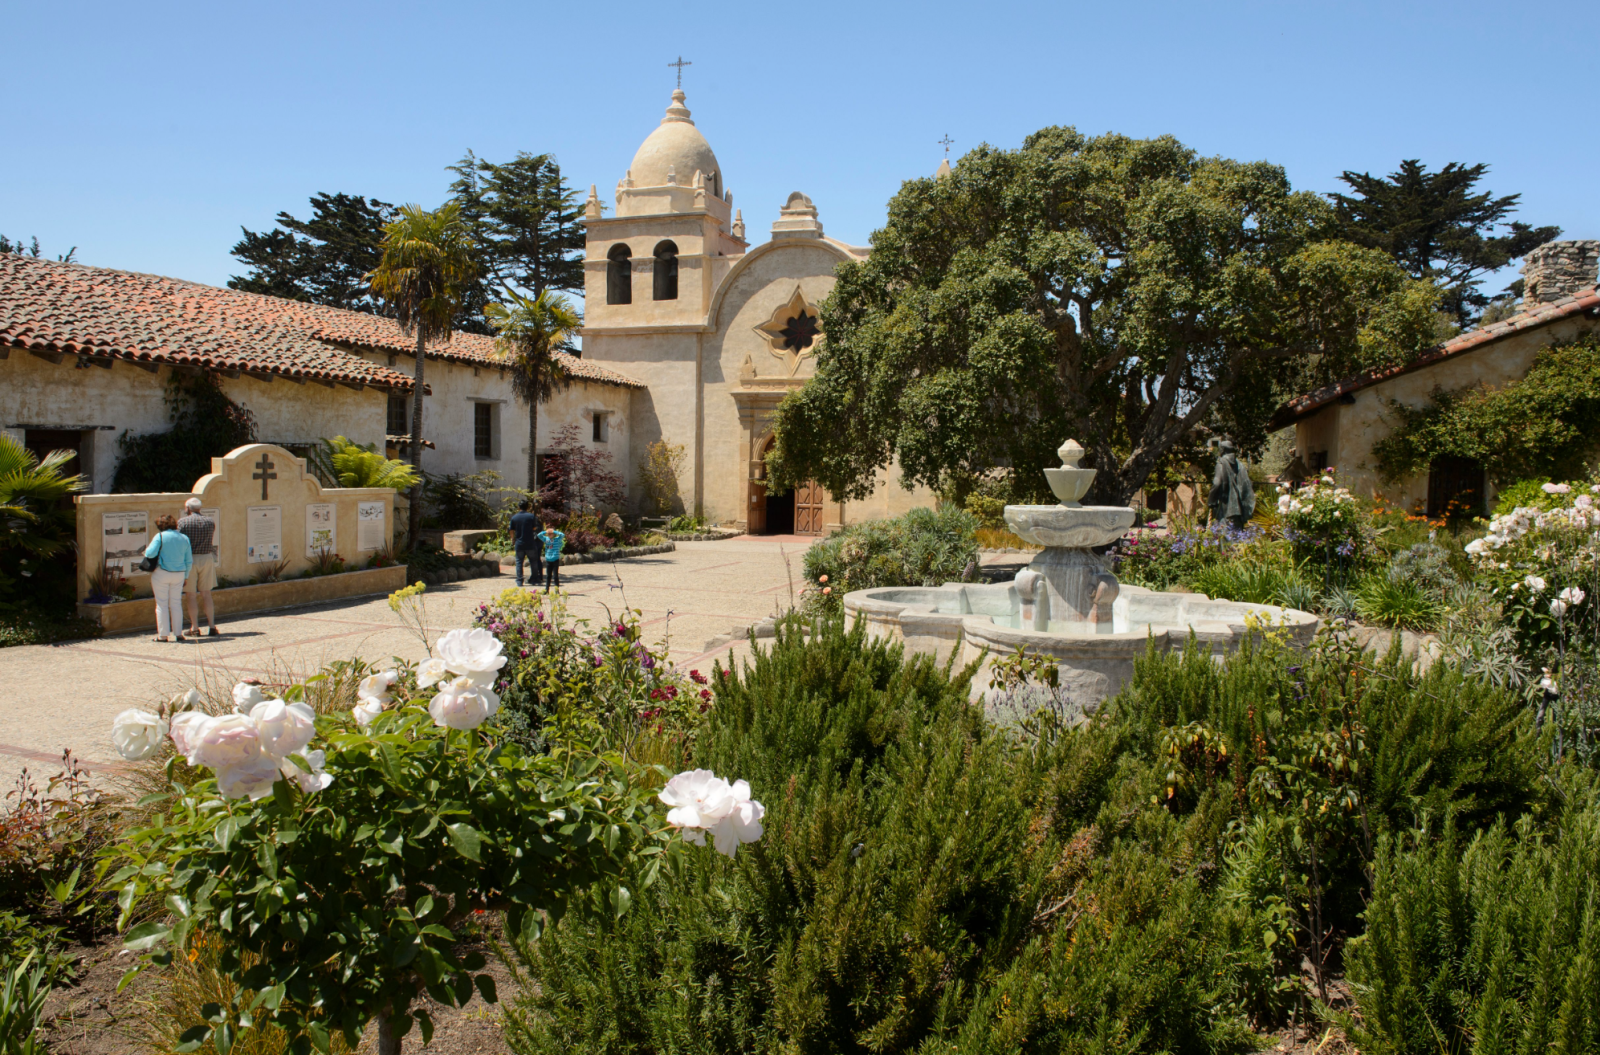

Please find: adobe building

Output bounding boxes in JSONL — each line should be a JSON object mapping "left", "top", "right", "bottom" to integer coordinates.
{"left": 1270, "top": 240, "right": 1600, "bottom": 514}
{"left": 0, "top": 255, "right": 641, "bottom": 498}
{"left": 578, "top": 88, "right": 933, "bottom": 533}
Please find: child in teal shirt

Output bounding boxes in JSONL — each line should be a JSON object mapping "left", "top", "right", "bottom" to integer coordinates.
{"left": 537, "top": 520, "right": 566, "bottom": 593}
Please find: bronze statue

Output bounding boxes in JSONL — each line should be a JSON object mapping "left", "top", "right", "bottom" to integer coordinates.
{"left": 1208, "top": 440, "right": 1256, "bottom": 530}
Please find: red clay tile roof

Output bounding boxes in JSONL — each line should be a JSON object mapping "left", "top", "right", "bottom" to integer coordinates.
{"left": 310, "top": 307, "right": 644, "bottom": 388}
{"left": 0, "top": 255, "right": 644, "bottom": 391}
{"left": 1269, "top": 286, "right": 1600, "bottom": 429}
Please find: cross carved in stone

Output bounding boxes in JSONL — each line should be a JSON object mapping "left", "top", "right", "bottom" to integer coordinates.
{"left": 253, "top": 454, "right": 277, "bottom": 500}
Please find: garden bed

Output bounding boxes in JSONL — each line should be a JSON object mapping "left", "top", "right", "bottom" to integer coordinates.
{"left": 665, "top": 528, "right": 743, "bottom": 541}
{"left": 75, "top": 564, "right": 408, "bottom": 633}
{"left": 555, "top": 541, "right": 675, "bottom": 565}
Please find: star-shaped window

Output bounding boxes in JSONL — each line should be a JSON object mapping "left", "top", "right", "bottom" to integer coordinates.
{"left": 779, "top": 311, "right": 819, "bottom": 352}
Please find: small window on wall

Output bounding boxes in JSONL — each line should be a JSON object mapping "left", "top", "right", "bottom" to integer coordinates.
{"left": 1310, "top": 451, "right": 1329, "bottom": 472}
{"left": 652, "top": 240, "right": 678, "bottom": 301}
{"left": 606, "top": 244, "right": 633, "bottom": 305}
{"left": 473, "top": 403, "right": 494, "bottom": 459}
{"left": 387, "top": 394, "right": 408, "bottom": 435}
{"left": 592, "top": 412, "right": 608, "bottom": 443}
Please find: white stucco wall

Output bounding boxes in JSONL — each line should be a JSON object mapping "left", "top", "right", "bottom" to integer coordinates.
{"left": 367, "top": 352, "right": 634, "bottom": 505}
{"left": 1, "top": 352, "right": 387, "bottom": 493}
{"left": 1294, "top": 313, "right": 1600, "bottom": 508}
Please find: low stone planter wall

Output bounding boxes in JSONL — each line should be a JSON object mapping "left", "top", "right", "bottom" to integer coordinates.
{"left": 77, "top": 565, "right": 409, "bottom": 634}
{"left": 665, "top": 529, "right": 744, "bottom": 541}
{"left": 410, "top": 560, "right": 500, "bottom": 587}
{"left": 557, "top": 542, "right": 676, "bottom": 565}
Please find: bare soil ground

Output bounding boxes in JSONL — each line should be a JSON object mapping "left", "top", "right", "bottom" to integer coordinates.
{"left": 41, "top": 936, "right": 518, "bottom": 1055}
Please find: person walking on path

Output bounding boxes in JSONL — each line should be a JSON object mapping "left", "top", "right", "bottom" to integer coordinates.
{"left": 144, "top": 514, "right": 193, "bottom": 643}
{"left": 177, "top": 497, "right": 220, "bottom": 637}
{"left": 509, "top": 500, "right": 541, "bottom": 588}
{"left": 537, "top": 517, "right": 566, "bottom": 593}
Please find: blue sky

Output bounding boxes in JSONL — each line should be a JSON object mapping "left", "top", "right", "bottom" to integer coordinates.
{"left": 5, "top": 0, "right": 1592, "bottom": 298}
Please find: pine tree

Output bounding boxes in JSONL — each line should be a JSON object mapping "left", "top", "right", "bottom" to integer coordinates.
{"left": 1330, "top": 160, "right": 1560, "bottom": 324}
{"left": 447, "top": 151, "right": 585, "bottom": 298}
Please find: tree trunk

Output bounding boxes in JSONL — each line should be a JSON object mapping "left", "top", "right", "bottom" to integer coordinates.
{"left": 527, "top": 359, "right": 540, "bottom": 493}
{"left": 408, "top": 325, "right": 426, "bottom": 549}
{"left": 377, "top": 1012, "right": 401, "bottom": 1055}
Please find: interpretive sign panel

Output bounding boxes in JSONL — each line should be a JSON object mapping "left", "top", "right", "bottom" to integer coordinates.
{"left": 102, "top": 511, "right": 149, "bottom": 574}
{"left": 357, "top": 500, "right": 387, "bottom": 552}
{"left": 306, "top": 502, "right": 336, "bottom": 556}
{"left": 247, "top": 505, "right": 283, "bottom": 564}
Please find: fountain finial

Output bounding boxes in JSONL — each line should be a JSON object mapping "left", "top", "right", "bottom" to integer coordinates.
{"left": 1044, "top": 439, "right": 1095, "bottom": 506}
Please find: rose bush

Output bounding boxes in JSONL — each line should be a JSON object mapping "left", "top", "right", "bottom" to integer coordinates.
{"left": 1464, "top": 485, "right": 1600, "bottom": 657}
{"left": 104, "top": 625, "right": 764, "bottom": 1055}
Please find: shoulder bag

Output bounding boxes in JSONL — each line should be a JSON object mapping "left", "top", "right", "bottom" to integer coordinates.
{"left": 139, "top": 532, "right": 164, "bottom": 573}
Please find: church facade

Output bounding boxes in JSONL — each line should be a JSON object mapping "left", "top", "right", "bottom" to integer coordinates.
{"left": 579, "top": 88, "right": 932, "bottom": 533}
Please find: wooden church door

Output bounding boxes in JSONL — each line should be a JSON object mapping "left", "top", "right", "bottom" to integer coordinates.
{"left": 794, "top": 480, "right": 826, "bottom": 535}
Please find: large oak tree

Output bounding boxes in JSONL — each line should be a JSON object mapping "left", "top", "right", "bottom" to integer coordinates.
{"left": 767, "top": 127, "right": 1439, "bottom": 506}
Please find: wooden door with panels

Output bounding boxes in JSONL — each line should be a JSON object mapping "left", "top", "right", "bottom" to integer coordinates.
{"left": 793, "top": 480, "right": 826, "bottom": 535}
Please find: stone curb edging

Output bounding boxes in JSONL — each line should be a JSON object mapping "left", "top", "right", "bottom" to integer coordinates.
{"left": 557, "top": 542, "right": 677, "bottom": 566}
{"left": 665, "top": 530, "right": 744, "bottom": 542}
{"left": 411, "top": 561, "right": 500, "bottom": 587}
{"left": 700, "top": 615, "right": 781, "bottom": 651}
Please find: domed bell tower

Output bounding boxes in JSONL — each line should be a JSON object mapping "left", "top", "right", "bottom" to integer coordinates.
{"left": 581, "top": 89, "right": 746, "bottom": 329}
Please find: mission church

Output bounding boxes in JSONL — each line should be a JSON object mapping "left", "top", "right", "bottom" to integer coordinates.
{"left": 577, "top": 85, "right": 932, "bottom": 533}
{"left": 0, "top": 83, "right": 931, "bottom": 535}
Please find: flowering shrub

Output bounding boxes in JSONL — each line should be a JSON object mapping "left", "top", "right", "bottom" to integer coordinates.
{"left": 1113, "top": 523, "right": 1263, "bottom": 591}
{"left": 801, "top": 506, "right": 979, "bottom": 613}
{"left": 471, "top": 590, "right": 703, "bottom": 752}
{"left": 1276, "top": 469, "right": 1367, "bottom": 559}
{"left": 104, "top": 627, "right": 762, "bottom": 1055}
{"left": 1464, "top": 485, "right": 1600, "bottom": 657}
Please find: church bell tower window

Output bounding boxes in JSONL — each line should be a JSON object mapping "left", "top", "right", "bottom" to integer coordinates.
{"left": 606, "top": 244, "right": 633, "bottom": 305}
{"left": 652, "top": 240, "right": 679, "bottom": 301}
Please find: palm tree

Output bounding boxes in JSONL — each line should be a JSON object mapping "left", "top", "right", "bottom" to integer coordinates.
{"left": 367, "top": 203, "right": 478, "bottom": 546}
{"left": 0, "top": 433, "right": 86, "bottom": 610}
{"left": 484, "top": 290, "right": 582, "bottom": 493}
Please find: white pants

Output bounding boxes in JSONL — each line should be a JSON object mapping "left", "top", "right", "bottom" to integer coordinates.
{"left": 151, "top": 568, "right": 186, "bottom": 638}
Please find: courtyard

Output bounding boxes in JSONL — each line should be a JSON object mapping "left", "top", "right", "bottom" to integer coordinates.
{"left": 0, "top": 538, "right": 833, "bottom": 789}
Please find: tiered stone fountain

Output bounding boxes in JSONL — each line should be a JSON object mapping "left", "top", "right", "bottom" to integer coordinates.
{"left": 842, "top": 440, "right": 1318, "bottom": 708}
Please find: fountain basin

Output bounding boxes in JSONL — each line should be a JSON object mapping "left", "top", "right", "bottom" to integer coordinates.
{"left": 1004, "top": 505, "right": 1135, "bottom": 549}
{"left": 843, "top": 579, "right": 1318, "bottom": 707}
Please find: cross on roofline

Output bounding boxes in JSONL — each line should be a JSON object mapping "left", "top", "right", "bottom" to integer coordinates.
{"left": 668, "top": 55, "right": 692, "bottom": 88}
{"left": 938, "top": 134, "right": 954, "bottom": 158}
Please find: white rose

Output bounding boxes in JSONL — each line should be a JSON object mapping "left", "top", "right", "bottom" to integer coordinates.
{"left": 1542, "top": 482, "right": 1571, "bottom": 494}
{"left": 659, "top": 769, "right": 766, "bottom": 858}
{"left": 168, "top": 711, "right": 211, "bottom": 758}
{"left": 250, "top": 700, "right": 317, "bottom": 763}
{"left": 171, "top": 688, "right": 203, "bottom": 711}
{"left": 352, "top": 699, "right": 386, "bottom": 730}
{"left": 187, "top": 714, "right": 281, "bottom": 800}
{"left": 435, "top": 628, "right": 508, "bottom": 687}
{"left": 1550, "top": 599, "right": 1568, "bottom": 618}
{"left": 111, "top": 709, "right": 169, "bottom": 761}
{"left": 1464, "top": 539, "right": 1485, "bottom": 556}
{"left": 279, "top": 749, "right": 333, "bottom": 794}
{"left": 427, "top": 676, "right": 501, "bottom": 730}
{"left": 232, "top": 682, "right": 267, "bottom": 712}
{"left": 1576, "top": 495, "right": 1593, "bottom": 510}
{"left": 416, "top": 658, "right": 450, "bottom": 689}
{"left": 357, "top": 670, "right": 398, "bottom": 705}
{"left": 1525, "top": 575, "right": 1547, "bottom": 593}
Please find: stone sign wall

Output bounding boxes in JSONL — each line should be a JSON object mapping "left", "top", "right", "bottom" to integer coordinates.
{"left": 74, "top": 443, "right": 399, "bottom": 602}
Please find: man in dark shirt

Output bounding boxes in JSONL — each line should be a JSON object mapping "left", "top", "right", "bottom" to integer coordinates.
{"left": 508, "top": 501, "right": 541, "bottom": 588}
{"left": 177, "top": 497, "right": 219, "bottom": 636}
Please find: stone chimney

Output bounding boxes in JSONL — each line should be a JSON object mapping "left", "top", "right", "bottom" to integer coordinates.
{"left": 1522, "top": 240, "right": 1600, "bottom": 306}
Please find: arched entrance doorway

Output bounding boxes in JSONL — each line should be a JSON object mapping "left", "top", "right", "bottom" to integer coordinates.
{"left": 748, "top": 435, "right": 825, "bottom": 535}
